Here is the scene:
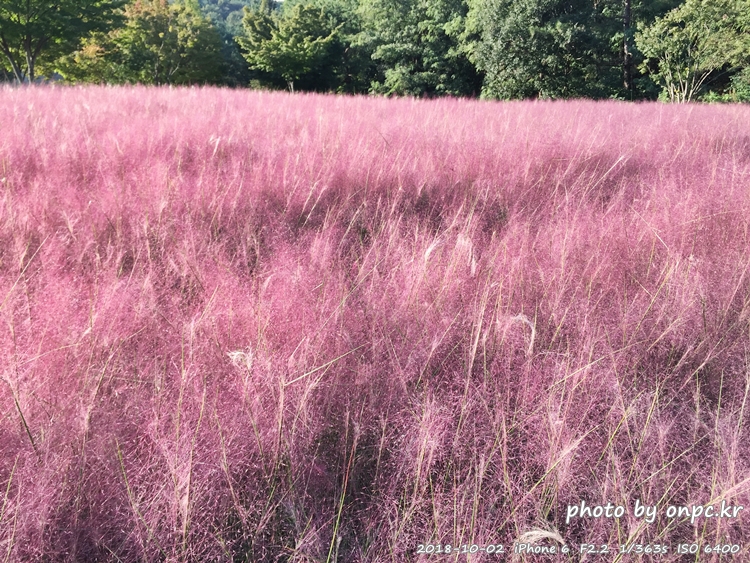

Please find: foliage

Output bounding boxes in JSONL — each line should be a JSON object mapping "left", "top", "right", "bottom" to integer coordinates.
{"left": 465, "top": 0, "right": 686, "bottom": 100}
{"left": 636, "top": 0, "right": 750, "bottom": 102}
{"left": 0, "top": 62, "right": 12, "bottom": 82}
{"left": 12, "top": 0, "right": 750, "bottom": 102}
{"left": 197, "top": 1, "right": 286, "bottom": 86}
{"left": 199, "top": 0, "right": 260, "bottom": 24}
{"left": 293, "top": 0, "right": 377, "bottom": 93}
{"left": 466, "top": 0, "right": 623, "bottom": 99}
{"left": 238, "top": 2, "right": 341, "bottom": 91}
{"left": 619, "top": 0, "right": 687, "bottom": 99}
{"left": 56, "top": 0, "right": 224, "bottom": 86}
{"left": 701, "top": 67, "right": 750, "bottom": 103}
{"left": 54, "top": 32, "right": 119, "bottom": 83}
{"left": 359, "top": 0, "right": 480, "bottom": 96}
{"left": 729, "top": 67, "right": 750, "bottom": 102}
{"left": 198, "top": 0, "right": 257, "bottom": 86}
{"left": 0, "top": 0, "right": 124, "bottom": 83}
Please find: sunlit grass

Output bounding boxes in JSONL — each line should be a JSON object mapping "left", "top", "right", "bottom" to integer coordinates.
{"left": 0, "top": 85, "right": 749, "bottom": 561}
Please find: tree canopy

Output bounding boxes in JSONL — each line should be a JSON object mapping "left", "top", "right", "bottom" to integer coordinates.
{"left": 6, "top": 0, "right": 750, "bottom": 103}
{"left": 359, "top": 0, "right": 481, "bottom": 96}
{"left": 0, "top": 0, "right": 124, "bottom": 82}
{"left": 238, "top": 2, "right": 342, "bottom": 91}
{"left": 56, "top": 0, "right": 224, "bottom": 85}
{"left": 637, "top": 0, "right": 750, "bottom": 102}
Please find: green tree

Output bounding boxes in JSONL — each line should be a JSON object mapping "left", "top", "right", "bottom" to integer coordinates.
{"left": 636, "top": 0, "right": 750, "bottom": 102}
{"left": 238, "top": 2, "right": 341, "bottom": 91}
{"left": 293, "top": 0, "right": 376, "bottom": 93}
{"left": 198, "top": 0, "right": 261, "bottom": 86}
{"left": 359, "top": 0, "right": 480, "bottom": 96}
{"left": 621, "top": 0, "right": 682, "bottom": 96}
{"left": 466, "top": 0, "right": 624, "bottom": 99}
{"left": 727, "top": 68, "right": 750, "bottom": 102}
{"left": 466, "top": 0, "right": 683, "bottom": 100}
{"left": 53, "top": 32, "right": 118, "bottom": 82}
{"left": 0, "top": 0, "right": 124, "bottom": 83}
{"left": 199, "top": 0, "right": 260, "bottom": 22}
{"left": 56, "top": 0, "right": 224, "bottom": 85}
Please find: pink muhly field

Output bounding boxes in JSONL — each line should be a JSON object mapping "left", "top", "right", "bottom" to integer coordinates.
{"left": 1, "top": 85, "right": 750, "bottom": 562}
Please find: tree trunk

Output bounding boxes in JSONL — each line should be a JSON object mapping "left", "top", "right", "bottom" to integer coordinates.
{"left": 623, "top": 0, "right": 632, "bottom": 95}
{"left": 29, "top": 39, "right": 47, "bottom": 84}
{"left": 26, "top": 51, "right": 35, "bottom": 83}
{"left": 7, "top": 55, "right": 25, "bottom": 83}
{"left": 0, "top": 36, "right": 25, "bottom": 83}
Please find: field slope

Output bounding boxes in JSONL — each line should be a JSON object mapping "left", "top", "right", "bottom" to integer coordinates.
{"left": 1, "top": 86, "right": 750, "bottom": 561}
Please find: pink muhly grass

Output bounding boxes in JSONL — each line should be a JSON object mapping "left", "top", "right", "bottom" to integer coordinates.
{"left": 0, "top": 84, "right": 749, "bottom": 561}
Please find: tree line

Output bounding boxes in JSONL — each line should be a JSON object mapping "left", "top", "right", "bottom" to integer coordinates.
{"left": 1, "top": 0, "right": 749, "bottom": 102}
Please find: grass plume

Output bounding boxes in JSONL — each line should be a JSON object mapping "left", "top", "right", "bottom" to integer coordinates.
{"left": 0, "top": 85, "right": 748, "bottom": 560}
